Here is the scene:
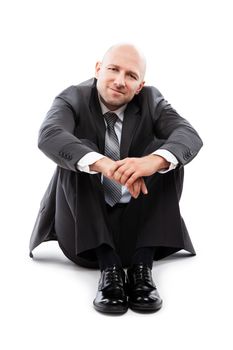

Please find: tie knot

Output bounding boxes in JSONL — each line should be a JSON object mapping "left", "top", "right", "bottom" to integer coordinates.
{"left": 104, "top": 112, "right": 118, "bottom": 129}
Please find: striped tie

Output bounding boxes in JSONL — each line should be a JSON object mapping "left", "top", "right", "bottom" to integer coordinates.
{"left": 103, "top": 112, "right": 122, "bottom": 206}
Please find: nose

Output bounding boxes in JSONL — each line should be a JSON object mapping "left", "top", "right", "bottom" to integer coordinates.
{"left": 114, "top": 73, "right": 126, "bottom": 88}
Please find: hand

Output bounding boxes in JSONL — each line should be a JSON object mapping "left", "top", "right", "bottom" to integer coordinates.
{"left": 89, "top": 157, "right": 118, "bottom": 177}
{"left": 127, "top": 177, "right": 148, "bottom": 199}
{"left": 89, "top": 157, "right": 148, "bottom": 198}
{"left": 112, "top": 154, "right": 170, "bottom": 188}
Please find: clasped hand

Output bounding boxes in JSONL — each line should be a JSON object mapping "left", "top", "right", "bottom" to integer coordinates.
{"left": 90, "top": 154, "right": 169, "bottom": 199}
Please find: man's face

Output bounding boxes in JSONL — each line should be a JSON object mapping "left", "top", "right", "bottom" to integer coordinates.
{"left": 95, "top": 46, "right": 145, "bottom": 111}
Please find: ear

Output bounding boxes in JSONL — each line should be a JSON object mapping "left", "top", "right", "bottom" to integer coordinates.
{"left": 95, "top": 61, "right": 102, "bottom": 78}
{"left": 135, "top": 81, "right": 145, "bottom": 95}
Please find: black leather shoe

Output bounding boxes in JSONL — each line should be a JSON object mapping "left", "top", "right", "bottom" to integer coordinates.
{"left": 127, "top": 263, "right": 162, "bottom": 312}
{"left": 93, "top": 265, "right": 128, "bottom": 314}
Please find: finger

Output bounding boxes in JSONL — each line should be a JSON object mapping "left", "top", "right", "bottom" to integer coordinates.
{"left": 133, "top": 180, "right": 140, "bottom": 198}
{"left": 106, "top": 162, "right": 119, "bottom": 177}
{"left": 115, "top": 159, "right": 127, "bottom": 167}
{"left": 125, "top": 172, "right": 140, "bottom": 187}
{"left": 127, "top": 184, "right": 135, "bottom": 198}
{"left": 128, "top": 179, "right": 140, "bottom": 198}
{"left": 112, "top": 170, "right": 121, "bottom": 182}
{"left": 112, "top": 165, "right": 135, "bottom": 184}
{"left": 118, "top": 168, "right": 135, "bottom": 185}
{"left": 128, "top": 181, "right": 137, "bottom": 198}
{"left": 141, "top": 178, "right": 148, "bottom": 194}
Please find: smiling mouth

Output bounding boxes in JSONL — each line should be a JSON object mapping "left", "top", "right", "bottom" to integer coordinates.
{"left": 109, "top": 88, "right": 124, "bottom": 95}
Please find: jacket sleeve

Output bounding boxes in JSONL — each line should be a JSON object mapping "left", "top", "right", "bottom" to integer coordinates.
{"left": 38, "top": 87, "right": 95, "bottom": 172}
{"left": 148, "top": 86, "right": 203, "bottom": 166}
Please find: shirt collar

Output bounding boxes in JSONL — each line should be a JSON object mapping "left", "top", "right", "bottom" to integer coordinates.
{"left": 97, "top": 93, "right": 127, "bottom": 122}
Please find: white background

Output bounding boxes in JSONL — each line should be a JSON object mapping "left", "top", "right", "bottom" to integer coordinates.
{"left": 1, "top": 0, "right": 232, "bottom": 349}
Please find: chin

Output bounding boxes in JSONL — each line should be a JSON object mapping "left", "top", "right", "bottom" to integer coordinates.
{"left": 111, "top": 100, "right": 127, "bottom": 108}
{"left": 102, "top": 96, "right": 124, "bottom": 107}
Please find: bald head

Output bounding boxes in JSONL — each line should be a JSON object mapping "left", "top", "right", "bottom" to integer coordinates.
{"left": 102, "top": 43, "right": 146, "bottom": 81}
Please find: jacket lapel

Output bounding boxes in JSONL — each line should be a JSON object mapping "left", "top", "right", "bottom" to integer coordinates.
{"left": 120, "top": 100, "right": 141, "bottom": 158}
{"left": 89, "top": 85, "right": 106, "bottom": 154}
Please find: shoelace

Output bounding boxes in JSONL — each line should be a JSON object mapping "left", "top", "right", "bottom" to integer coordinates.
{"left": 105, "top": 266, "right": 123, "bottom": 285}
{"left": 134, "top": 265, "right": 152, "bottom": 285}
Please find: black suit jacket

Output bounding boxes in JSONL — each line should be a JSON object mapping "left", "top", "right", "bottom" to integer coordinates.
{"left": 29, "top": 78, "right": 203, "bottom": 256}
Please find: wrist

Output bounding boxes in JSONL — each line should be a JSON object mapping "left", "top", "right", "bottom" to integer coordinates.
{"left": 90, "top": 157, "right": 106, "bottom": 172}
{"left": 151, "top": 154, "right": 170, "bottom": 171}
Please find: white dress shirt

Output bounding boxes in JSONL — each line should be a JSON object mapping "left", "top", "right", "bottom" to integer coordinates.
{"left": 76, "top": 97, "right": 178, "bottom": 203}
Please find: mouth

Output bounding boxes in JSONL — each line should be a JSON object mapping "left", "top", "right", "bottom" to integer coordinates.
{"left": 109, "top": 88, "right": 125, "bottom": 95}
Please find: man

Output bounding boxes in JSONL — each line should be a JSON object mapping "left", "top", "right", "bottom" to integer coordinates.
{"left": 29, "top": 43, "right": 203, "bottom": 314}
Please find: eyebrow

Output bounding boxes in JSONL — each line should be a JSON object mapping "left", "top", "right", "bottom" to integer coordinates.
{"left": 107, "top": 64, "right": 140, "bottom": 79}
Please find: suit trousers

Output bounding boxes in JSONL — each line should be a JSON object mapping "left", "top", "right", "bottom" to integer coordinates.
{"left": 54, "top": 165, "right": 195, "bottom": 269}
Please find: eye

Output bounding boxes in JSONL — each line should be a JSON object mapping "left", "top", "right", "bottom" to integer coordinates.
{"left": 108, "top": 67, "right": 117, "bottom": 71}
{"left": 129, "top": 74, "right": 137, "bottom": 80}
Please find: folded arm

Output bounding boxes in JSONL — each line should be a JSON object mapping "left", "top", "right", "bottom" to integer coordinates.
{"left": 38, "top": 95, "right": 95, "bottom": 172}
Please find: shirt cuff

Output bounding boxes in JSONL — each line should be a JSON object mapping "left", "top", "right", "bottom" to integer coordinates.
{"left": 77, "top": 152, "right": 105, "bottom": 174}
{"left": 152, "top": 149, "right": 179, "bottom": 174}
